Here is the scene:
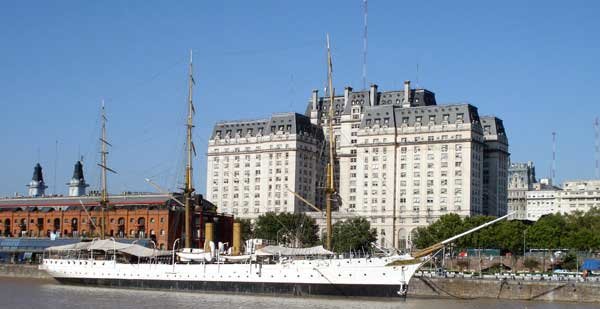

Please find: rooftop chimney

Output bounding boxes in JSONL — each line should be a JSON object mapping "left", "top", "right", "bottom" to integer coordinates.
{"left": 369, "top": 84, "right": 378, "bottom": 106}
{"left": 344, "top": 87, "right": 352, "bottom": 108}
{"left": 403, "top": 80, "right": 411, "bottom": 107}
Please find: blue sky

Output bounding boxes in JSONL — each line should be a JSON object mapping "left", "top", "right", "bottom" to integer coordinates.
{"left": 0, "top": 1, "right": 598, "bottom": 197}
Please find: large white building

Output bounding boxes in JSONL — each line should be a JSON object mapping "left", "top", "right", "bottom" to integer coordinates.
{"left": 307, "top": 81, "right": 508, "bottom": 248}
{"left": 206, "top": 113, "right": 325, "bottom": 218}
{"left": 206, "top": 81, "right": 509, "bottom": 249}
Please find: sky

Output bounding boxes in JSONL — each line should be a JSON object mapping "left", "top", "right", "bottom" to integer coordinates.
{"left": 0, "top": 0, "right": 599, "bottom": 197}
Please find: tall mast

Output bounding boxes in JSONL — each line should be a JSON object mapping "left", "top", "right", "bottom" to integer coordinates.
{"left": 98, "top": 101, "right": 116, "bottom": 239}
{"left": 325, "top": 34, "right": 335, "bottom": 251}
{"left": 184, "top": 50, "right": 196, "bottom": 248}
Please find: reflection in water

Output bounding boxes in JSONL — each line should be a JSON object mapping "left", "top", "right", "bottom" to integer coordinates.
{"left": 0, "top": 278, "right": 594, "bottom": 309}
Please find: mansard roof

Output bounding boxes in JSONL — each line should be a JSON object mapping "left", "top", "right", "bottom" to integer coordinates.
{"left": 210, "top": 112, "right": 323, "bottom": 140}
{"left": 359, "top": 103, "right": 481, "bottom": 128}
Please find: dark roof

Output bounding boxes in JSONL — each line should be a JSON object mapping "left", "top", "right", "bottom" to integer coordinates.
{"left": 71, "top": 161, "right": 85, "bottom": 182}
{"left": 210, "top": 112, "right": 323, "bottom": 140}
{"left": 360, "top": 103, "right": 481, "bottom": 129}
{"left": 32, "top": 163, "right": 44, "bottom": 182}
{"left": 481, "top": 116, "right": 508, "bottom": 143}
{"left": 305, "top": 86, "right": 437, "bottom": 122}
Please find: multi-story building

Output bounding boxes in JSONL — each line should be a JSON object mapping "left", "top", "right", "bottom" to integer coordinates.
{"left": 556, "top": 180, "right": 600, "bottom": 214}
{"left": 519, "top": 179, "right": 600, "bottom": 221}
{"left": 306, "top": 81, "right": 508, "bottom": 248}
{"left": 508, "top": 161, "right": 537, "bottom": 220}
{"left": 206, "top": 113, "right": 325, "bottom": 218}
{"left": 207, "top": 81, "right": 509, "bottom": 248}
{"left": 525, "top": 179, "right": 561, "bottom": 220}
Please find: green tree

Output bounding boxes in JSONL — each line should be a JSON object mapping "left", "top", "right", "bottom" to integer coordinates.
{"left": 412, "top": 213, "right": 465, "bottom": 249}
{"left": 527, "top": 213, "right": 566, "bottom": 249}
{"left": 494, "top": 220, "right": 527, "bottom": 254}
{"left": 253, "top": 212, "right": 319, "bottom": 247}
{"left": 331, "top": 217, "right": 377, "bottom": 253}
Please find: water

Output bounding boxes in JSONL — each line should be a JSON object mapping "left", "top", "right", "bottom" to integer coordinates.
{"left": 0, "top": 278, "right": 595, "bottom": 309}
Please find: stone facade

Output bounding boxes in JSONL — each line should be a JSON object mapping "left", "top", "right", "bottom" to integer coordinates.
{"left": 508, "top": 161, "right": 536, "bottom": 220}
{"left": 306, "top": 82, "right": 508, "bottom": 248}
{"left": 206, "top": 82, "right": 510, "bottom": 248}
{"left": 206, "top": 113, "right": 325, "bottom": 218}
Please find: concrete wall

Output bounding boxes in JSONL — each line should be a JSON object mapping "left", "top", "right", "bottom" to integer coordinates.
{"left": 0, "top": 264, "right": 53, "bottom": 280}
{"left": 409, "top": 276, "right": 600, "bottom": 303}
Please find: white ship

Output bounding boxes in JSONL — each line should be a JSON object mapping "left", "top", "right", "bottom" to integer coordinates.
{"left": 40, "top": 43, "right": 512, "bottom": 298}
{"left": 40, "top": 214, "right": 510, "bottom": 298}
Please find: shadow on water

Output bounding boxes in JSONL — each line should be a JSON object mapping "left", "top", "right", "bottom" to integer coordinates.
{"left": 0, "top": 278, "right": 595, "bottom": 309}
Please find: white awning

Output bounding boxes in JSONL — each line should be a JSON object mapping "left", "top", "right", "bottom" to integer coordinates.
{"left": 46, "top": 242, "right": 92, "bottom": 251}
{"left": 46, "top": 240, "right": 169, "bottom": 257}
{"left": 119, "top": 245, "right": 170, "bottom": 257}
{"left": 256, "top": 245, "right": 334, "bottom": 256}
{"left": 88, "top": 239, "right": 132, "bottom": 251}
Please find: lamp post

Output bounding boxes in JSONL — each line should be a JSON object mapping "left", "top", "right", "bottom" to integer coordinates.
{"left": 172, "top": 238, "right": 180, "bottom": 272}
{"left": 150, "top": 240, "right": 157, "bottom": 263}
{"left": 109, "top": 237, "right": 116, "bottom": 267}
{"left": 523, "top": 229, "right": 527, "bottom": 257}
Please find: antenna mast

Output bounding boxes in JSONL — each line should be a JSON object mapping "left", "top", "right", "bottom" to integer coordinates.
{"left": 551, "top": 132, "right": 557, "bottom": 184}
{"left": 98, "top": 101, "right": 116, "bottom": 239}
{"left": 325, "top": 34, "right": 336, "bottom": 251}
{"left": 184, "top": 50, "right": 196, "bottom": 249}
{"left": 595, "top": 117, "right": 599, "bottom": 178}
{"left": 362, "top": 0, "right": 368, "bottom": 90}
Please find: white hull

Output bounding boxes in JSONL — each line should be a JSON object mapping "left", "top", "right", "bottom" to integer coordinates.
{"left": 41, "top": 255, "right": 423, "bottom": 297}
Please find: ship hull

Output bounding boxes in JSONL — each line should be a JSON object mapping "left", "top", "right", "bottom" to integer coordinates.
{"left": 42, "top": 256, "right": 421, "bottom": 298}
{"left": 54, "top": 277, "right": 405, "bottom": 298}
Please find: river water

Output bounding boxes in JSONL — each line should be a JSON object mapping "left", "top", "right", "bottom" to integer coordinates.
{"left": 0, "top": 278, "right": 596, "bottom": 309}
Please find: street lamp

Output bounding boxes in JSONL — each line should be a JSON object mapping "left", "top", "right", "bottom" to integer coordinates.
{"left": 149, "top": 240, "right": 157, "bottom": 263}
{"left": 172, "top": 238, "right": 180, "bottom": 272}
{"left": 523, "top": 229, "right": 527, "bottom": 257}
{"left": 109, "top": 237, "right": 116, "bottom": 266}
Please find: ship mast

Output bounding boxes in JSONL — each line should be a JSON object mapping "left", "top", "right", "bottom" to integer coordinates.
{"left": 98, "top": 101, "right": 116, "bottom": 239}
{"left": 184, "top": 50, "right": 196, "bottom": 249}
{"left": 325, "top": 34, "right": 335, "bottom": 251}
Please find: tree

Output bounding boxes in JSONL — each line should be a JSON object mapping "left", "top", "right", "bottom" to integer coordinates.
{"left": 253, "top": 212, "right": 319, "bottom": 247}
{"left": 412, "top": 213, "right": 464, "bottom": 249}
{"left": 527, "top": 213, "right": 566, "bottom": 249}
{"left": 331, "top": 217, "right": 377, "bottom": 254}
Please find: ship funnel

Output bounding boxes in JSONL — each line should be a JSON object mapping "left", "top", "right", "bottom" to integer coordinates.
{"left": 232, "top": 222, "right": 242, "bottom": 256}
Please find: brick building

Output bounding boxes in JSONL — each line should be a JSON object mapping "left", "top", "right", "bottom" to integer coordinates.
{"left": 0, "top": 193, "right": 233, "bottom": 250}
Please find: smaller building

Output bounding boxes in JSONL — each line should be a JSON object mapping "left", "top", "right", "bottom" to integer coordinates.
{"left": 525, "top": 179, "right": 561, "bottom": 220}
{"left": 557, "top": 180, "right": 600, "bottom": 214}
{"left": 0, "top": 193, "right": 232, "bottom": 251}
{"left": 508, "top": 161, "right": 537, "bottom": 220}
